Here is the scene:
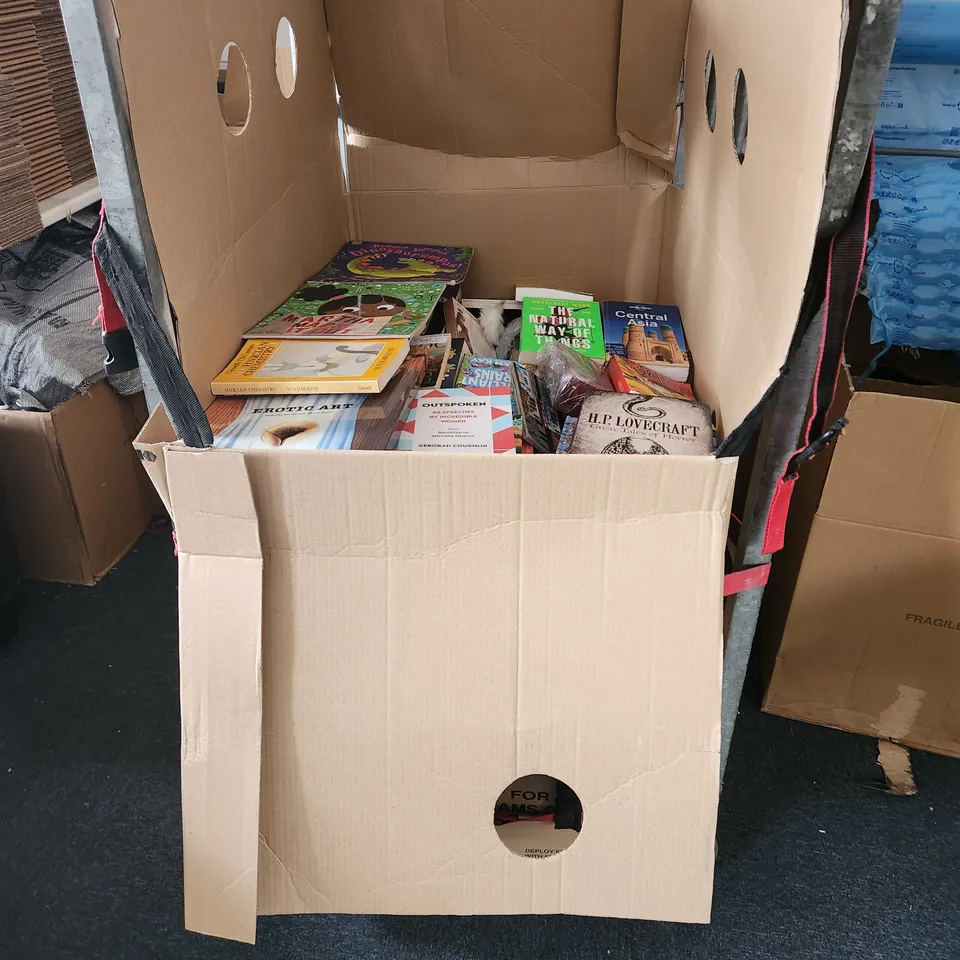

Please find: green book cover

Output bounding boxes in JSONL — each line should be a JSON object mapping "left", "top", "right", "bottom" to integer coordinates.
{"left": 519, "top": 298, "right": 604, "bottom": 364}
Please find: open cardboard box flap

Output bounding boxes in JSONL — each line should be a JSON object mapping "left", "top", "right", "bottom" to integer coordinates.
{"left": 325, "top": 0, "right": 689, "bottom": 163}
{"left": 116, "top": 0, "right": 846, "bottom": 943}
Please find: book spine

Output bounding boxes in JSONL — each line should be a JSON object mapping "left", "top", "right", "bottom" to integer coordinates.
{"left": 211, "top": 381, "right": 378, "bottom": 396}
{"left": 606, "top": 358, "right": 630, "bottom": 394}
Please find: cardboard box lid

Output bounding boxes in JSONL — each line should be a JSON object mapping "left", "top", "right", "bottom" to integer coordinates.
{"left": 159, "top": 439, "right": 736, "bottom": 941}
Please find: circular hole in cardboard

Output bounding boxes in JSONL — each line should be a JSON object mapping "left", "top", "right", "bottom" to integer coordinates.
{"left": 275, "top": 17, "right": 298, "bottom": 98}
{"left": 217, "top": 42, "right": 251, "bottom": 135}
{"left": 704, "top": 50, "right": 717, "bottom": 132}
{"left": 494, "top": 774, "right": 582, "bottom": 859}
{"left": 733, "top": 68, "right": 748, "bottom": 164}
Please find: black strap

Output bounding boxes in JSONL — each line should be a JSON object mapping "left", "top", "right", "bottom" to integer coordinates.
{"left": 93, "top": 222, "right": 213, "bottom": 449}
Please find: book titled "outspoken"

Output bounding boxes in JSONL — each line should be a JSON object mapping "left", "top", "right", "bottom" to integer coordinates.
{"left": 394, "top": 386, "right": 516, "bottom": 453}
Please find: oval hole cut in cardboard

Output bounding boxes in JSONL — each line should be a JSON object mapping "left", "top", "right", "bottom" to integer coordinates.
{"left": 494, "top": 774, "right": 583, "bottom": 860}
{"left": 733, "top": 68, "right": 749, "bottom": 164}
{"left": 275, "top": 17, "right": 298, "bottom": 99}
{"left": 217, "top": 41, "right": 251, "bottom": 134}
{"left": 705, "top": 50, "right": 717, "bottom": 132}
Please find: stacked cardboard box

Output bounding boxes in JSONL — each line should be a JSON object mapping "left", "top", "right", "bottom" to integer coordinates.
{"left": 0, "top": 0, "right": 96, "bottom": 248}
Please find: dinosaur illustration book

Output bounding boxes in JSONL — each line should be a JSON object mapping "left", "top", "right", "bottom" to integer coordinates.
{"left": 210, "top": 337, "right": 410, "bottom": 396}
{"left": 315, "top": 242, "right": 474, "bottom": 286}
{"left": 246, "top": 280, "right": 446, "bottom": 340}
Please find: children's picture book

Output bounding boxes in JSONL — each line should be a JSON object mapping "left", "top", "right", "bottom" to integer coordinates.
{"left": 245, "top": 280, "right": 445, "bottom": 340}
{"left": 518, "top": 298, "right": 604, "bottom": 365}
{"left": 408, "top": 333, "right": 452, "bottom": 388}
{"left": 315, "top": 242, "right": 474, "bottom": 286}
{"left": 206, "top": 357, "right": 425, "bottom": 450}
{"left": 210, "top": 338, "right": 410, "bottom": 396}
{"left": 394, "top": 387, "right": 516, "bottom": 454}
{"left": 605, "top": 355, "right": 696, "bottom": 400}
{"left": 438, "top": 338, "right": 472, "bottom": 388}
{"left": 511, "top": 363, "right": 555, "bottom": 454}
{"left": 601, "top": 301, "right": 691, "bottom": 382}
{"left": 570, "top": 393, "right": 715, "bottom": 456}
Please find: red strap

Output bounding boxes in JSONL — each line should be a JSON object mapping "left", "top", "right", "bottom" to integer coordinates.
{"left": 93, "top": 204, "right": 128, "bottom": 335}
{"left": 723, "top": 564, "right": 771, "bottom": 597}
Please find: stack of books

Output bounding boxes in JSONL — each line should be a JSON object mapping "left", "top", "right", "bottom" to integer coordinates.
{"left": 208, "top": 242, "right": 715, "bottom": 457}
{"left": 208, "top": 242, "right": 474, "bottom": 450}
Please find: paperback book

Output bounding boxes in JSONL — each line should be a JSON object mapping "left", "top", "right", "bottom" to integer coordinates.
{"left": 601, "top": 301, "right": 691, "bottom": 382}
{"left": 511, "top": 363, "right": 555, "bottom": 453}
{"left": 206, "top": 357, "right": 425, "bottom": 450}
{"left": 211, "top": 338, "right": 409, "bottom": 396}
{"left": 570, "top": 393, "right": 715, "bottom": 456}
{"left": 408, "top": 333, "right": 452, "bottom": 388}
{"left": 315, "top": 241, "right": 474, "bottom": 286}
{"left": 519, "top": 298, "right": 604, "bottom": 365}
{"left": 438, "top": 338, "right": 472, "bottom": 388}
{"left": 555, "top": 416, "right": 578, "bottom": 454}
{"left": 605, "top": 355, "right": 696, "bottom": 400}
{"left": 455, "top": 356, "right": 523, "bottom": 452}
{"left": 245, "top": 280, "right": 445, "bottom": 340}
{"left": 394, "top": 386, "right": 516, "bottom": 454}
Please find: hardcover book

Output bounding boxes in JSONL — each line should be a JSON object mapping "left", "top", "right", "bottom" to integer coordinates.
{"left": 315, "top": 241, "right": 474, "bottom": 286}
{"left": 605, "top": 355, "right": 696, "bottom": 400}
{"left": 570, "top": 393, "right": 715, "bottom": 456}
{"left": 519, "top": 298, "right": 604, "bottom": 365}
{"left": 601, "top": 301, "right": 691, "bottom": 382}
{"left": 210, "top": 338, "right": 410, "bottom": 396}
{"left": 206, "top": 357, "right": 425, "bottom": 450}
{"left": 394, "top": 386, "right": 516, "bottom": 454}
{"left": 245, "top": 280, "right": 445, "bottom": 340}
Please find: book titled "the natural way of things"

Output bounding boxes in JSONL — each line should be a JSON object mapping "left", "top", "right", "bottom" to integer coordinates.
{"left": 518, "top": 297, "right": 604, "bottom": 365}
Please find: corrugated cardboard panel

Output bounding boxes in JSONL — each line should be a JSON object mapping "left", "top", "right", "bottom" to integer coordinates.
{"left": 347, "top": 139, "right": 664, "bottom": 193}
{"left": 764, "top": 389, "right": 960, "bottom": 758}
{"left": 817, "top": 392, "right": 960, "bottom": 541}
{"left": 325, "top": 0, "right": 622, "bottom": 159}
{"left": 112, "top": 0, "right": 348, "bottom": 405}
{"left": 0, "top": 405, "right": 89, "bottom": 584}
{"left": 218, "top": 451, "right": 737, "bottom": 925}
{"left": 133, "top": 405, "right": 178, "bottom": 516}
{"left": 660, "top": 0, "right": 845, "bottom": 434}
{"left": 765, "top": 515, "right": 960, "bottom": 759}
{"left": 52, "top": 386, "right": 159, "bottom": 580}
{"left": 165, "top": 448, "right": 263, "bottom": 943}
{"left": 349, "top": 141, "right": 669, "bottom": 301}
{"left": 617, "top": 0, "right": 690, "bottom": 161}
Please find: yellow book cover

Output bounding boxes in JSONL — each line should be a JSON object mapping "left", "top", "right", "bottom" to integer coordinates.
{"left": 211, "top": 338, "right": 410, "bottom": 395}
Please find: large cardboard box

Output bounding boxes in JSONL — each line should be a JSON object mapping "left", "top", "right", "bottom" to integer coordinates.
{"left": 764, "top": 378, "right": 960, "bottom": 759}
{"left": 115, "top": 0, "right": 847, "bottom": 943}
{"left": 0, "top": 383, "right": 159, "bottom": 585}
